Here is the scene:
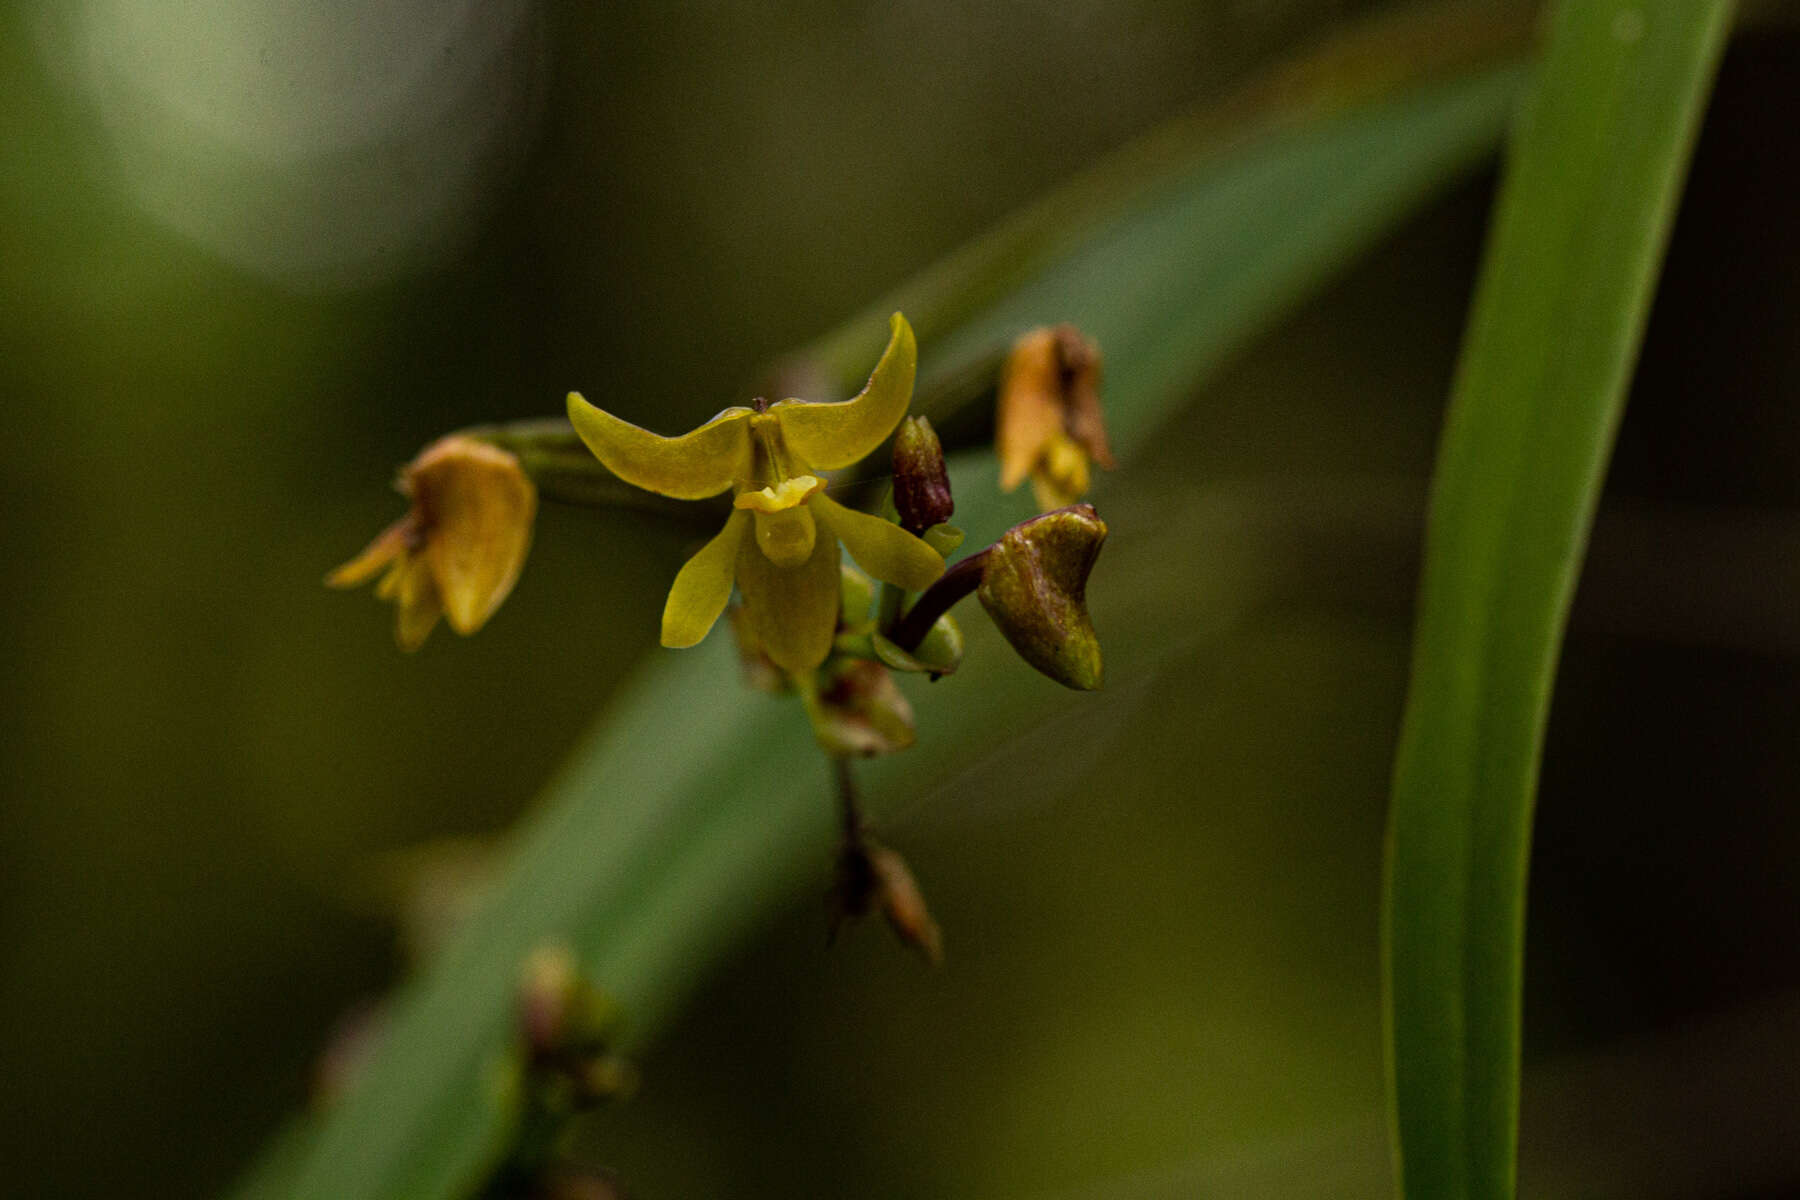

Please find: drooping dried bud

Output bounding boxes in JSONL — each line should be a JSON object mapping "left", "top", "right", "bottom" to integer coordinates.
{"left": 803, "top": 658, "right": 917, "bottom": 758}
{"left": 977, "top": 504, "right": 1107, "bottom": 690}
{"left": 867, "top": 843, "right": 942, "bottom": 965}
{"left": 891, "top": 415, "right": 955, "bottom": 534}
{"left": 829, "top": 838, "right": 942, "bottom": 965}
{"left": 996, "top": 325, "right": 1114, "bottom": 511}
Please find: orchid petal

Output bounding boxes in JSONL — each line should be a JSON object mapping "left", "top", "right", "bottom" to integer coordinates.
{"left": 567, "top": 394, "right": 754, "bottom": 499}
{"left": 770, "top": 313, "right": 916, "bottom": 471}
{"left": 736, "top": 520, "right": 840, "bottom": 672}
{"left": 809, "top": 492, "right": 944, "bottom": 592}
{"left": 416, "top": 442, "right": 537, "bottom": 634}
{"left": 661, "top": 510, "right": 750, "bottom": 649}
{"left": 326, "top": 519, "right": 411, "bottom": 588}
{"left": 393, "top": 556, "right": 443, "bottom": 652}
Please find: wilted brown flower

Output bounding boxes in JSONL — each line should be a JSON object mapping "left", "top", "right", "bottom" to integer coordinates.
{"left": 996, "top": 324, "right": 1115, "bottom": 510}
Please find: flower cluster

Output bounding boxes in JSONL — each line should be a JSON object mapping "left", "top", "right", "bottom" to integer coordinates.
{"left": 328, "top": 312, "right": 1118, "bottom": 962}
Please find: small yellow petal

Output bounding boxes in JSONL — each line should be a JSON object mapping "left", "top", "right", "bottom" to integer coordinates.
{"left": 393, "top": 556, "right": 443, "bottom": 652}
{"left": 770, "top": 313, "right": 916, "bottom": 472}
{"left": 731, "top": 474, "right": 824, "bottom": 513}
{"left": 413, "top": 440, "right": 537, "bottom": 635}
{"left": 1028, "top": 432, "right": 1091, "bottom": 510}
{"left": 661, "top": 510, "right": 751, "bottom": 649}
{"left": 327, "top": 519, "right": 412, "bottom": 588}
{"left": 375, "top": 557, "right": 407, "bottom": 600}
{"left": 736, "top": 519, "right": 841, "bottom": 672}
{"left": 567, "top": 394, "right": 755, "bottom": 500}
{"left": 809, "top": 492, "right": 944, "bottom": 592}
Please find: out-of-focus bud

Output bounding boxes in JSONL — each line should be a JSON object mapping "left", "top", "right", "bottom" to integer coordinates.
{"left": 327, "top": 434, "right": 537, "bottom": 650}
{"left": 977, "top": 504, "right": 1107, "bottom": 690}
{"left": 518, "top": 945, "right": 581, "bottom": 1063}
{"left": 803, "top": 658, "right": 918, "bottom": 758}
{"left": 996, "top": 325, "right": 1115, "bottom": 511}
{"left": 515, "top": 945, "right": 634, "bottom": 1106}
{"left": 891, "top": 415, "right": 955, "bottom": 534}
{"left": 311, "top": 999, "right": 389, "bottom": 1109}
{"left": 536, "top": 1165, "right": 632, "bottom": 1200}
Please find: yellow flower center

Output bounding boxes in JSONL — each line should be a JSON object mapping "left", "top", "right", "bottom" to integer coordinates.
{"left": 733, "top": 474, "right": 825, "bottom": 568}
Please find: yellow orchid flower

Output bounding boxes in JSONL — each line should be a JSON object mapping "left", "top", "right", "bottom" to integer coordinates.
{"left": 567, "top": 313, "right": 945, "bottom": 673}
{"left": 328, "top": 435, "right": 537, "bottom": 650}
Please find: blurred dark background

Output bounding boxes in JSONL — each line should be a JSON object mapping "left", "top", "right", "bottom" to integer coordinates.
{"left": 3, "top": 2, "right": 1798, "bottom": 1197}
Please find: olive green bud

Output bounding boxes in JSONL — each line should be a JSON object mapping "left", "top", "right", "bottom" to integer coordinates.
{"left": 890, "top": 415, "right": 954, "bottom": 534}
{"left": 977, "top": 504, "right": 1107, "bottom": 690}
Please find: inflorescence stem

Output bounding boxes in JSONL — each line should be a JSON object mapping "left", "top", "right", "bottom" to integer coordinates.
{"left": 887, "top": 550, "right": 989, "bottom": 652}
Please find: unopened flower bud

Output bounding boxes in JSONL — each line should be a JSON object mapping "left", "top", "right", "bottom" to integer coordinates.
{"left": 977, "top": 504, "right": 1107, "bottom": 690}
{"left": 891, "top": 415, "right": 955, "bottom": 534}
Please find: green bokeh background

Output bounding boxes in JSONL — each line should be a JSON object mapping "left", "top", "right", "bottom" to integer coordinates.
{"left": 3, "top": 3, "right": 1798, "bottom": 1197}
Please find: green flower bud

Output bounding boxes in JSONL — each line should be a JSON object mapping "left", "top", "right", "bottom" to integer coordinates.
{"left": 976, "top": 504, "right": 1107, "bottom": 690}
{"left": 891, "top": 415, "right": 955, "bottom": 533}
{"left": 871, "top": 614, "right": 964, "bottom": 678}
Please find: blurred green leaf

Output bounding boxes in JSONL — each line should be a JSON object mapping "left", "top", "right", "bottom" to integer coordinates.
{"left": 235, "top": 30, "right": 1531, "bottom": 1200}
{"left": 1381, "top": 3, "right": 1732, "bottom": 1198}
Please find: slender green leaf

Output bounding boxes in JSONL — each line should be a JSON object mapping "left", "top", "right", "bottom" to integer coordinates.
{"left": 1382, "top": 4, "right": 1732, "bottom": 1198}
{"left": 235, "top": 48, "right": 1530, "bottom": 1200}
